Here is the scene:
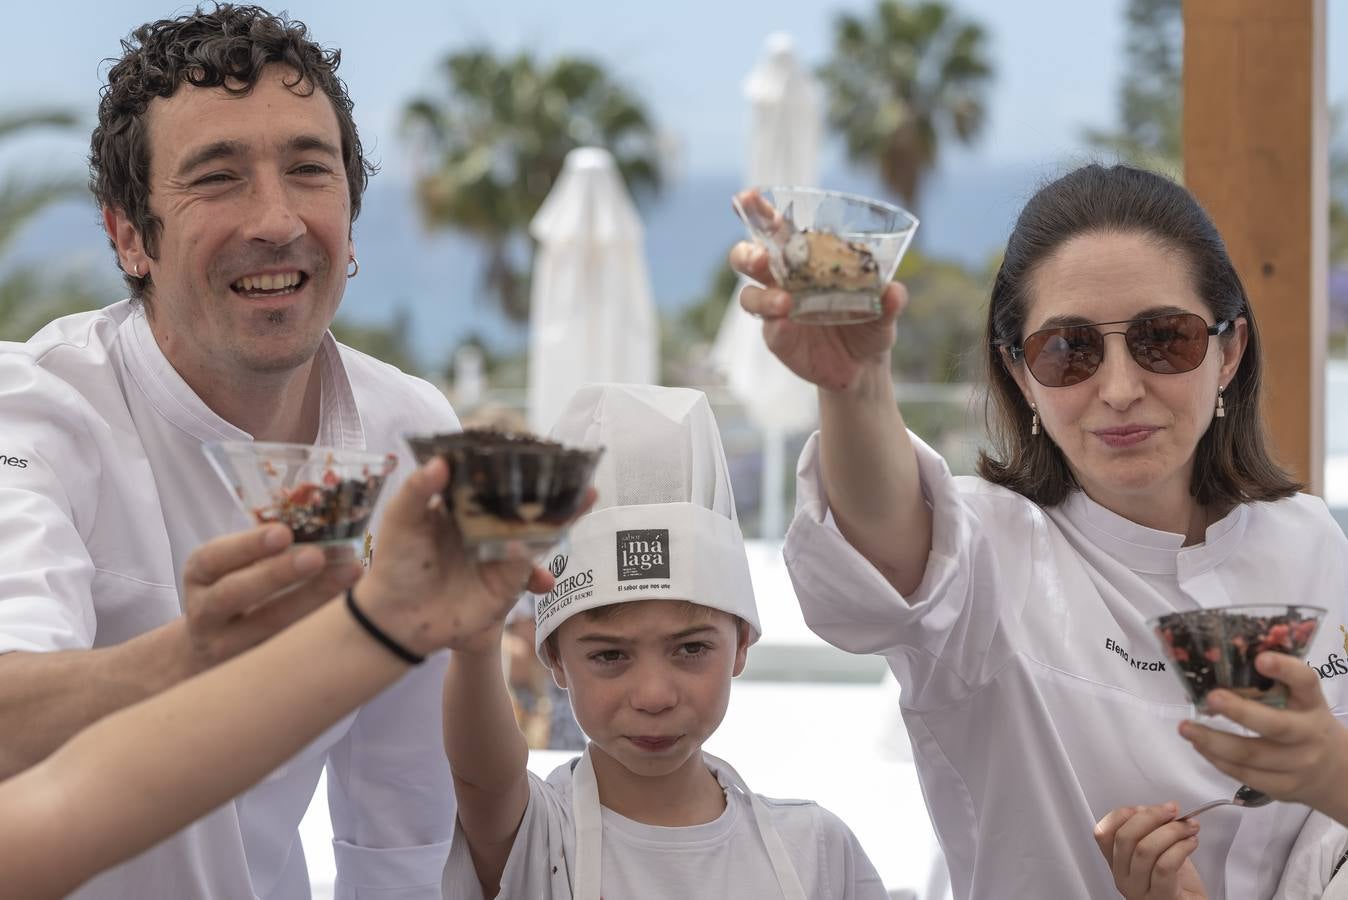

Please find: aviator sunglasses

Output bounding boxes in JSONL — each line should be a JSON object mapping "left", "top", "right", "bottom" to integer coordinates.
{"left": 1007, "top": 312, "right": 1232, "bottom": 388}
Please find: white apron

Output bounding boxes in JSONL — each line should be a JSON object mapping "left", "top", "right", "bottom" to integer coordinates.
{"left": 570, "top": 746, "right": 807, "bottom": 900}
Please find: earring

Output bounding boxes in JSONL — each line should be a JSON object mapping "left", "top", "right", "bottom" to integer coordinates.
{"left": 346, "top": 256, "right": 360, "bottom": 279}
{"left": 126, "top": 262, "right": 142, "bottom": 278}
{"left": 1215, "top": 385, "right": 1225, "bottom": 419}
{"left": 1030, "top": 402, "right": 1040, "bottom": 436}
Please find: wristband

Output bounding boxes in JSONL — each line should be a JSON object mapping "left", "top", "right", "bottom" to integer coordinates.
{"left": 345, "top": 587, "right": 425, "bottom": 666}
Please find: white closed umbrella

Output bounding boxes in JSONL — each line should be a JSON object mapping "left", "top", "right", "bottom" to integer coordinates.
{"left": 526, "top": 147, "right": 658, "bottom": 433}
{"left": 712, "top": 32, "right": 821, "bottom": 538}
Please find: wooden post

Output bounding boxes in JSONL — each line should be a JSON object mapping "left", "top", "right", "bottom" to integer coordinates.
{"left": 1183, "top": 0, "right": 1328, "bottom": 493}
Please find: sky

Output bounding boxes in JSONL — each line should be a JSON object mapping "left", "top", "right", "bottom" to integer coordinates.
{"left": 2, "top": 1, "right": 1345, "bottom": 365}
{"left": 0, "top": 0, "right": 1167, "bottom": 179}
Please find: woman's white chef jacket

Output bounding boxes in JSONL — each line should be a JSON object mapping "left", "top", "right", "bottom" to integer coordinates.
{"left": 784, "top": 431, "right": 1348, "bottom": 900}
{"left": 0, "top": 301, "right": 459, "bottom": 900}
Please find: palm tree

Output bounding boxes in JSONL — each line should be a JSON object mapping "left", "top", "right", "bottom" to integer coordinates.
{"left": 0, "top": 108, "right": 103, "bottom": 341}
{"left": 401, "top": 49, "right": 662, "bottom": 323}
{"left": 818, "top": 0, "right": 993, "bottom": 214}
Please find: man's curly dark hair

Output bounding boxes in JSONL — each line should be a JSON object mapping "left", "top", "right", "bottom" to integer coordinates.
{"left": 90, "top": 4, "right": 376, "bottom": 300}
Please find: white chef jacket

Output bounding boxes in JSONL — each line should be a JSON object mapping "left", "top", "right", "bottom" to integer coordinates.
{"left": 441, "top": 752, "right": 888, "bottom": 899}
{"left": 0, "top": 300, "right": 459, "bottom": 900}
{"left": 1275, "top": 813, "right": 1348, "bottom": 898}
{"left": 784, "top": 431, "right": 1348, "bottom": 900}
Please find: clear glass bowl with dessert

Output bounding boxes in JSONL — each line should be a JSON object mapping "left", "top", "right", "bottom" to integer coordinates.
{"left": 1149, "top": 604, "right": 1325, "bottom": 712}
{"left": 405, "top": 428, "right": 603, "bottom": 561}
{"left": 733, "top": 186, "right": 918, "bottom": 325}
{"left": 203, "top": 442, "right": 397, "bottom": 560}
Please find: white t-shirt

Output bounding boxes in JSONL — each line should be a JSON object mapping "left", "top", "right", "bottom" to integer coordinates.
{"left": 0, "top": 301, "right": 460, "bottom": 900}
{"left": 784, "top": 431, "right": 1348, "bottom": 900}
{"left": 442, "top": 754, "right": 888, "bottom": 899}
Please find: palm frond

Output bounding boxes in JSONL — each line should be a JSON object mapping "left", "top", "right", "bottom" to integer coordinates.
{"left": 0, "top": 109, "right": 81, "bottom": 142}
{"left": 400, "top": 48, "right": 663, "bottom": 321}
{"left": 0, "top": 174, "right": 90, "bottom": 254}
{"left": 820, "top": 0, "right": 993, "bottom": 212}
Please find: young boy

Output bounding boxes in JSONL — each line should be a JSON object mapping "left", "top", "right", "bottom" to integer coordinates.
{"left": 441, "top": 383, "right": 887, "bottom": 899}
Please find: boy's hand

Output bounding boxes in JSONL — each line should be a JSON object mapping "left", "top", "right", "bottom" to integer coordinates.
{"left": 1181, "top": 651, "right": 1348, "bottom": 821}
{"left": 355, "top": 458, "right": 592, "bottom": 656}
{"left": 1093, "top": 804, "right": 1206, "bottom": 899}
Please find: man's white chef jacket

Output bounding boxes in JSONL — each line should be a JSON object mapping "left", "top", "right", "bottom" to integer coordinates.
{"left": 0, "top": 300, "right": 459, "bottom": 899}
{"left": 784, "top": 432, "right": 1348, "bottom": 900}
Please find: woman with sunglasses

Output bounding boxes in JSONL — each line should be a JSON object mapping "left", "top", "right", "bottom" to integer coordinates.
{"left": 731, "top": 163, "right": 1348, "bottom": 899}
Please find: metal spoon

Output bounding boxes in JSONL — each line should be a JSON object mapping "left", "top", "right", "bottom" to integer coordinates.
{"left": 1178, "top": 784, "right": 1273, "bottom": 820}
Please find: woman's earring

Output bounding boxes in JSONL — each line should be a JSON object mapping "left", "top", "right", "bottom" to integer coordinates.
{"left": 1030, "top": 403, "right": 1040, "bottom": 436}
{"left": 346, "top": 256, "right": 359, "bottom": 279}
{"left": 1215, "top": 385, "right": 1226, "bottom": 419}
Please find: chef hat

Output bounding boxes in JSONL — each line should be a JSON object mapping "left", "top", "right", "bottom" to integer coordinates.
{"left": 534, "top": 384, "right": 759, "bottom": 655}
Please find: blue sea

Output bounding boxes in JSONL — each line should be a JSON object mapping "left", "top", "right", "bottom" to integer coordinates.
{"left": 4, "top": 161, "right": 1076, "bottom": 372}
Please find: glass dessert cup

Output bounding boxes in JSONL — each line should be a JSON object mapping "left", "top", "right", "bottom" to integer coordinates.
{"left": 405, "top": 429, "right": 603, "bottom": 561}
{"left": 203, "top": 441, "right": 397, "bottom": 561}
{"left": 1150, "top": 604, "right": 1325, "bottom": 713}
{"left": 733, "top": 186, "right": 918, "bottom": 325}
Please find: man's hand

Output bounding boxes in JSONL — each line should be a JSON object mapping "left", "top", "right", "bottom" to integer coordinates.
{"left": 1181, "top": 652, "right": 1348, "bottom": 823}
{"left": 729, "top": 190, "right": 907, "bottom": 394}
{"left": 1094, "top": 804, "right": 1206, "bottom": 900}
{"left": 181, "top": 524, "right": 362, "bottom": 675}
{"left": 353, "top": 458, "right": 593, "bottom": 656}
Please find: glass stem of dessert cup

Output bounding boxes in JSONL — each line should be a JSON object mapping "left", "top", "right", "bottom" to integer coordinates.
{"left": 470, "top": 536, "right": 562, "bottom": 564}
{"left": 321, "top": 538, "right": 362, "bottom": 563}
{"left": 789, "top": 290, "right": 883, "bottom": 325}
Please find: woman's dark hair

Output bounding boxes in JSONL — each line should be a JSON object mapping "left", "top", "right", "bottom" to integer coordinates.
{"left": 89, "top": 3, "right": 376, "bottom": 300}
{"left": 978, "top": 163, "right": 1301, "bottom": 508}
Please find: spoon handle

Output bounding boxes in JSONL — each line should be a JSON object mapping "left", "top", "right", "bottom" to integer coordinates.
{"left": 1178, "top": 799, "right": 1231, "bottom": 821}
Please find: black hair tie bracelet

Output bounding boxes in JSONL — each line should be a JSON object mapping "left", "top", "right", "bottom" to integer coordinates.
{"left": 345, "top": 587, "right": 425, "bottom": 666}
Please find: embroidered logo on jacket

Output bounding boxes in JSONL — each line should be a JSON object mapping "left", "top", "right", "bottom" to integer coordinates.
{"left": 1104, "top": 636, "right": 1167, "bottom": 672}
{"left": 1308, "top": 627, "right": 1348, "bottom": 680}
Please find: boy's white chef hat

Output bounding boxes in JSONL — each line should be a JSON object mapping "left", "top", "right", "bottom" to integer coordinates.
{"left": 533, "top": 383, "right": 759, "bottom": 654}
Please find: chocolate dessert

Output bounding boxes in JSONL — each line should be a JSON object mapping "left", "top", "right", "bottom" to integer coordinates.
{"left": 406, "top": 429, "right": 602, "bottom": 554}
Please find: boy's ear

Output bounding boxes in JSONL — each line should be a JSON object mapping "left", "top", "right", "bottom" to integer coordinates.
{"left": 731, "top": 619, "right": 750, "bottom": 678}
{"left": 549, "top": 663, "right": 568, "bottom": 691}
{"left": 542, "top": 642, "right": 569, "bottom": 690}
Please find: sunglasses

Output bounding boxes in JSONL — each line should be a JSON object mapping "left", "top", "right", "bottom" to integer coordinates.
{"left": 1007, "top": 312, "right": 1232, "bottom": 388}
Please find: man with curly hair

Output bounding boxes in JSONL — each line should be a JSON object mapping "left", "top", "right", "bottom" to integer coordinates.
{"left": 0, "top": 5, "right": 461, "bottom": 898}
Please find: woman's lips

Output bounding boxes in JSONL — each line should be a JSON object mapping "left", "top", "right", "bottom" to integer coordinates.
{"left": 627, "top": 735, "right": 680, "bottom": 752}
{"left": 1092, "top": 426, "right": 1158, "bottom": 448}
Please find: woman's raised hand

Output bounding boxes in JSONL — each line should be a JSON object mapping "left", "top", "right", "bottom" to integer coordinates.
{"left": 729, "top": 190, "right": 907, "bottom": 394}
